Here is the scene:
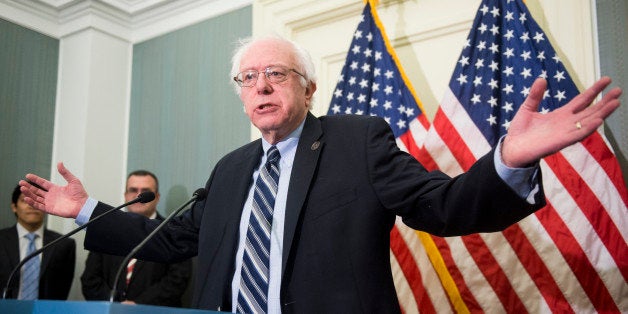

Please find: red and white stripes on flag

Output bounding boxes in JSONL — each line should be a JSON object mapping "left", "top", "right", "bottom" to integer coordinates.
{"left": 415, "top": 0, "right": 628, "bottom": 312}
{"left": 326, "top": 2, "right": 437, "bottom": 311}
{"left": 330, "top": 0, "right": 627, "bottom": 312}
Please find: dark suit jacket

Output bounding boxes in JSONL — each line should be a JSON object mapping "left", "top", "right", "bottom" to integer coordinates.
{"left": 0, "top": 225, "right": 76, "bottom": 300}
{"left": 85, "top": 113, "right": 544, "bottom": 313}
{"left": 80, "top": 214, "right": 192, "bottom": 307}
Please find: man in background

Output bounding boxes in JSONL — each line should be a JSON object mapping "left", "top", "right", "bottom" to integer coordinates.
{"left": 81, "top": 170, "right": 192, "bottom": 307}
{"left": 0, "top": 184, "right": 75, "bottom": 300}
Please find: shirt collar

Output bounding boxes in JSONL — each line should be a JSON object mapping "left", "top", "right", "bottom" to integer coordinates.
{"left": 16, "top": 222, "right": 44, "bottom": 239}
{"left": 261, "top": 117, "right": 305, "bottom": 158}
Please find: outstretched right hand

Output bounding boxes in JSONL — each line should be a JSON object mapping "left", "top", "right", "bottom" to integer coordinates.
{"left": 19, "top": 162, "right": 88, "bottom": 219}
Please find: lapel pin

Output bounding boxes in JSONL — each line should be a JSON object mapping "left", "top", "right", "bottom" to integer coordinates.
{"left": 311, "top": 141, "right": 320, "bottom": 150}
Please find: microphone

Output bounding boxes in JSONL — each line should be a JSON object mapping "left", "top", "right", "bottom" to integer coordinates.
{"left": 109, "top": 188, "right": 207, "bottom": 302}
{"left": 1, "top": 191, "right": 156, "bottom": 299}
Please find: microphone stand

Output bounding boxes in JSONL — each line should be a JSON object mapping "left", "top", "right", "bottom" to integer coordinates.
{"left": 109, "top": 188, "right": 207, "bottom": 302}
{"left": 1, "top": 192, "right": 155, "bottom": 299}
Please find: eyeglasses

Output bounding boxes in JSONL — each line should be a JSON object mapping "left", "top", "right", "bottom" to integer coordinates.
{"left": 125, "top": 187, "right": 156, "bottom": 195}
{"left": 233, "top": 66, "right": 305, "bottom": 87}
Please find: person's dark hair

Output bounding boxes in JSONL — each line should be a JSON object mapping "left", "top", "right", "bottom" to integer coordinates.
{"left": 127, "top": 170, "right": 159, "bottom": 193}
{"left": 11, "top": 184, "right": 21, "bottom": 205}
{"left": 12, "top": 180, "right": 45, "bottom": 205}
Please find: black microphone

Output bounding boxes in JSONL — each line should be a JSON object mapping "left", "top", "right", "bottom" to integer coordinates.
{"left": 1, "top": 191, "right": 156, "bottom": 299}
{"left": 109, "top": 188, "right": 207, "bottom": 302}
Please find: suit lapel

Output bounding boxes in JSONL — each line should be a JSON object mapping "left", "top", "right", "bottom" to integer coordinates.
{"left": 282, "top": 112, "right": 323, "bottom": 275}
{"left": 126, "top": 215, "right": 160, "bottom": 284}
{"left": 0, "top": 227, "right": 20, "bottom": 298}
{"left": 196, "top": 140, "right": 263, "bottom": 299}
{"left": 224, "top": 142, "right": 263, "bottom": 230}
{"left": 40, "top": 230, "right": 53, "bottom": 275}
{"left": 1, "top": 227, "right": 20, "bottom": 269}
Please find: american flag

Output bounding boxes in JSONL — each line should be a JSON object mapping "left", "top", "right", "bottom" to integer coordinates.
{"left": 327, "top": 2, "right": 451, "bottom": 312}
{"left": 327, "top": 2, "right": 430, "bottom": 157}
{"left": 419, "top": 0, "right": 628, "bottom": 312}
{"left": 329, "top": 0, "right": 628, "bottom": 312}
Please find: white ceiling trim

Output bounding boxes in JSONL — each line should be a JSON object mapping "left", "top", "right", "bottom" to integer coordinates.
{"left": 0, "top": 0, "right": 252, "bottom": 42}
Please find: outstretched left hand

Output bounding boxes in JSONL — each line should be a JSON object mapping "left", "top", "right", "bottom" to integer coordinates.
{"left": 501, "top": 76, "right": 621, "bottom": 168}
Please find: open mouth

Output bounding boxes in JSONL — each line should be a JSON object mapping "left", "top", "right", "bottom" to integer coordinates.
{"left": 257, "top": 103, "right": 276, "bottom": 111}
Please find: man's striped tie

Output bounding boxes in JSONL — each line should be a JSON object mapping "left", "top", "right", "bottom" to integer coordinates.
{"left": 20, "top": 233, "right": 39, "bottom": 300}
{"left": 126, "top": 258, "right": 137, "bottom": 285}
{"left": 237, "top": 146, "right": 281, "bottom": 314}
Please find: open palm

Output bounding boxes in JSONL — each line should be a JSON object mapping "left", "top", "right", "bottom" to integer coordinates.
{"left": 501, "top": 77, "right": 621, "bottom": 168}
{"left": 20, "top": 162, "right": 88, "bottom": 218}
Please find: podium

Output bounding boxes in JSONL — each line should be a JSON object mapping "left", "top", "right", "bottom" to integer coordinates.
{"left": 0, "top": 299, "right": 220, "bottom": 314}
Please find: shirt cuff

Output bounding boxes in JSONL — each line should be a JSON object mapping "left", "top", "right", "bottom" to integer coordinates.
{"left": 75, "top": 197, "right": 98, "bottom": 226}
{"left": 494, "top": 137, "right": 541, "bottom": 204}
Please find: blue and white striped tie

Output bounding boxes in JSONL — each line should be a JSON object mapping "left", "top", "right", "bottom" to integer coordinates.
{"left": 20, "top": 233, "right": 39, "bottom": 300}
{"left": 237, "top": 146, "right": 280, "bottom": 314}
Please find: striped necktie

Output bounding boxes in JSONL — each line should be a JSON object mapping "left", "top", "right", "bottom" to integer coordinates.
{"left": 20, "top": 233, "right": 39, "bottom": 300}
{"left": 126, "top": 258, "right": 137, "bottom": 285}
{"left": 237, "top": 146, "right": 281, "bottom": 314}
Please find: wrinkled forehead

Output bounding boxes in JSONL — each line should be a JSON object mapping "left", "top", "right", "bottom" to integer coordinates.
{"left": 240, "top": 39, "right": 297, "bottom": 71}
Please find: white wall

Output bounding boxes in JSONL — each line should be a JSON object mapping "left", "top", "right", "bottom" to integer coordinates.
{"left": 48, "top": 28, "right": 133, "bottom": 300}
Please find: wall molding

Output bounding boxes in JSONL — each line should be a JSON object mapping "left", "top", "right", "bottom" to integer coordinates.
{"left": 0, "top": 0, "right": 252, "bottom": 42}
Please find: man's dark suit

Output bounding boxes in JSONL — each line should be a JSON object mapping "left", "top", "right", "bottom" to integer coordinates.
{"left": 81, "top": 214, "right": 192, "bottom": 307}
{"left": 84, "top": 113, "right": 544, "bottom": 313}
{"left": 0, "top": 225, "right": 76, "bottom": 300}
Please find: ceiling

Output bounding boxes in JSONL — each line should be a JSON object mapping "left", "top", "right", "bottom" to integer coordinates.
{"left": 0, "top": 0, "right": 252, "bottom": 42}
